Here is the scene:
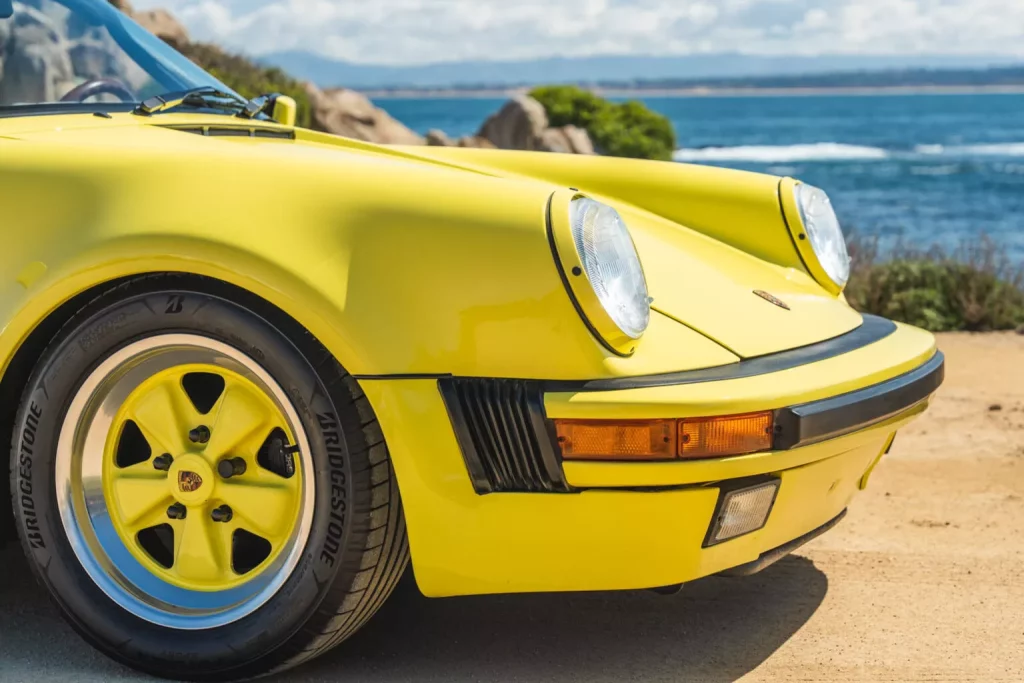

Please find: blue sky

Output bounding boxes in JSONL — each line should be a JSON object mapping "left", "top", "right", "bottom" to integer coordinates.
{"left": 133, "top": 0, "right": 1024, "bottom": 64}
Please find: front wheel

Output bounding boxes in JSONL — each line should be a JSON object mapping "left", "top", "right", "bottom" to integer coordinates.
{"left": 10, "top": 276, "right": 408, "bottom": 680}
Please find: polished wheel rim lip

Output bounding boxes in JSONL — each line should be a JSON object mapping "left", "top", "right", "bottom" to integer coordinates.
{"left": 56, "top": 334, "right": 316, "bottom": 630}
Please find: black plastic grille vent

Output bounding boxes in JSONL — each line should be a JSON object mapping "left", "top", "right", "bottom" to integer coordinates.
{"left": 438, "top": 378, "right": 572, "bottom": 494}
{"left": 161, "top": 125, "right": 295, "bottom": 140}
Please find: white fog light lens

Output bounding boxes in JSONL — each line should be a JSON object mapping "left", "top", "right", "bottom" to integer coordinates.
{"left": 794, "top": 184, "right": 850, "bottom": 288}
{"left": 707, "top": 480, "right": 780, "bottom": 545}
{"left": 569, "top": 197, "right": 650, "bottom": 339}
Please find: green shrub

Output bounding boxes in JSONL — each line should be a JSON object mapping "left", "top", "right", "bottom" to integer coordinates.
{"left": 174, "top": 42, "right": 313, "bottom": 128}
{"left": 530, "top": 85, "right": 676, "bottom": 161}
{"left": 845, "top": 235, "right": 1024, "bottom": 332}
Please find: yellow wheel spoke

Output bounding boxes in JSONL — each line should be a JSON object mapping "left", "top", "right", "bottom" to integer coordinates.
{"left": 112, "top": 476, "right": 173, "bottom": 529}
{"left": 205, "top": 384, "right": 273, "bottom": 460}
{"left": 218, "top": 481, "right": 296, "bottom": 539}
{"left": 115, "top": 458, "right": 163, "bottom": 478}
{"left": 130, "top": 379, "right": 196, "bottom": 456}
{"left": 174, "top": 513, "right": 226, "bottom": 583}
{"left": 102, "top": 360, "right": 304, "bottom": 593}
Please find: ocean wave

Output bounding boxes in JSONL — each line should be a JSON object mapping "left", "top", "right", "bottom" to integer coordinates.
{"left": 910, "top": 164, "right": 962, "bottom": 176}
{"left": 673, "top": 143, "right": 889, "bottom": 162}
{"left": 914, "top": 142, "right": 1024, "bottom": 157}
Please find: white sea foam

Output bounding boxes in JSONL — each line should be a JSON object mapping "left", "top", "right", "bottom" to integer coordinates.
{"left": 673, "top": 142, "right": 890, "bottom": 163}
{"left": 673, "top": 141, "right": 1024, "bottom": 163}
{"left": 913, "top": 142, "right": 1024, "bottom": 157}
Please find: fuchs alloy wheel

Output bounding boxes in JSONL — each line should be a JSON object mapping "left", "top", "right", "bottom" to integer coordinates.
{"left": 10, "top": 275, "right": 409, "bottom": 680}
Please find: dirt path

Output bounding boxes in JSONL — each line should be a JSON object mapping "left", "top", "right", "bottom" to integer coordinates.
{"left": 1, "top": 332, "right": 1022, "bottom": 682}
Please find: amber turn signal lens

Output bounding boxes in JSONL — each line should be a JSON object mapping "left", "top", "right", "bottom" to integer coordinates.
{"left": 679, "top": 412, "right": 773, "bottom": 459}
{"left": 556, "top": 419, "right": 676, "bottom": 460}
{"left": 554, "top": 412, "right": 774, "bottom": 461}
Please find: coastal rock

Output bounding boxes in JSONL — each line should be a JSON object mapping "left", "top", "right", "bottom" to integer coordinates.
{"left": 457, "top": 135, "right": 496, "bottom": 149}
{"left": 426, "top": 129, "right": 496, "bottom": 149}
{"left": 69, "top": 37, "right": 128, "bottom": 81}
{"left": 540, "top": 124, "right": 595, "bottom": 154}
{"left": 477, "top": 95, "right": 549, "bottom": 150}
{"left": 0, "top": 4, "right": 76, "bottom": 106}
{"left": 476, "top": 95, "right": 594, "bottom": 154}
{"left": 131, "top": 9, "right": 189, "bottom": 47}
{"left": 306, "top": 85, "right": 424, "bottom": 145}
{"left": 426, "top": 129, "right": 453, "bottom": 146}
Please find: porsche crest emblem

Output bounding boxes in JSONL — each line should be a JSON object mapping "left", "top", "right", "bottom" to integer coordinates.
{"left": 753, "top": 289, "right": 790, "bottom": 310}
{"left": 178, "top": 471, "right": 204, "bottom": 493}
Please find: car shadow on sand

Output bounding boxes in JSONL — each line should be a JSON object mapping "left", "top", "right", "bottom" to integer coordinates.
{"left": 0, "top": 544, "right": 827, "bottom": 683}
{"left": 273, "top": 556, "right": 828, "bottom": 683}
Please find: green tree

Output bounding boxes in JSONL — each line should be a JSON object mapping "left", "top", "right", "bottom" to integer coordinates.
{"left": 530, "top": 85, "right": 676, "bottom": 161}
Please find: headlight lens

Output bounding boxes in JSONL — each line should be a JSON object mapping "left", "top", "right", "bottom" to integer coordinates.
{"left": 793, "top": 184, "right": 850, "bottom": 288}
{"left": 569, "top": 197, "right": 650, "bottom": 339}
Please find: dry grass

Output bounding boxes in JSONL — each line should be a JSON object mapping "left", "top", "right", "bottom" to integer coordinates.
{"left": 845, "top": 234, "right": 1024, "bottom": 332}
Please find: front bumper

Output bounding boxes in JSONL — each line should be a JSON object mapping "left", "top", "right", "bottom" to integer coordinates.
{"left": 360, "top": 318, "right": 942, "bottom": 597}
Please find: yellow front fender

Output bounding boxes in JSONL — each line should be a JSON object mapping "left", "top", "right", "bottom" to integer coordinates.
{"left": 0, "top": 117, "right": 737, "bottom": 384}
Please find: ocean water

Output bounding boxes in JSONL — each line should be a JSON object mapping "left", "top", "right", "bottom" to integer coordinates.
{"left": 382, "top": 92, "right": 1024, "bottom": 258}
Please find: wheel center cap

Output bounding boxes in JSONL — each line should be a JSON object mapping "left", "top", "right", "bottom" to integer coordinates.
{"left": 168, "top": 454, "right": 215, "bottom": 506}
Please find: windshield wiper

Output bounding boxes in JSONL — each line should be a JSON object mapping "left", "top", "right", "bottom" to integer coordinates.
{"left": 133, "top": 86, "right": 248, "bottom": 116}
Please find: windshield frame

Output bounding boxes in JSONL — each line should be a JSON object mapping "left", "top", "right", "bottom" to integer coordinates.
{"left": 0, "top": 0, "right": 240, "bottom": 118}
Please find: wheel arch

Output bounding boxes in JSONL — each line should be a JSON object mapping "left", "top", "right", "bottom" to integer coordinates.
{"left": 1, "top": 269, "right": 366, "bottom": 543}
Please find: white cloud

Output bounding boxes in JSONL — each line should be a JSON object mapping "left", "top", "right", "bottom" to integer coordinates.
{"left": 132, "top": 0, "right": 1024, "bottom": 64}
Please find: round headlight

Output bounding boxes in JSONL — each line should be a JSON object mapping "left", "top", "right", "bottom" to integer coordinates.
{"left": 569, "top": 197, "right": 650, "bottom": 340}
{"left": 794, "top": 184, "right": 850, "bottom": 288}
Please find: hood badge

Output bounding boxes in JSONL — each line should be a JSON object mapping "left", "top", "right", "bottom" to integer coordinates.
{"left": 753, "top": 290, "right": 790, "bottom": 310}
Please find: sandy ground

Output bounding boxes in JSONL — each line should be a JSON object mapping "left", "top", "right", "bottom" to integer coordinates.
{"left": 1, "top": 331, "right": 1022, "bottom": 682}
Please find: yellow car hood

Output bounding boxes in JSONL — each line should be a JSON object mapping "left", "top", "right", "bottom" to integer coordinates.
{"left": 5, "top": 114, "right": 861, "bottom": 358}
{"left": 627, "top": 209, "right": 861, "bottom": 358}
{"left": 394, "top": 141, "right": 863, "bottom": 359}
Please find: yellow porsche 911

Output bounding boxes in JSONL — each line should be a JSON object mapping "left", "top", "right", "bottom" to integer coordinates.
{"left": 0, "top": 0, "right": 943, "bottom": 679}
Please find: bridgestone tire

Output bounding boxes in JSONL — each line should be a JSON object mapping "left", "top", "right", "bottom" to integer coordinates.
{"left": 9, "top": 275, "right": 409, "bottom": 680}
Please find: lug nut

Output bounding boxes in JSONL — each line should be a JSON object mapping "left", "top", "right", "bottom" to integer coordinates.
{"left": 218, "top": 457, "right": 247, "bottom": 479}
{"left": 189, "top": 425, "right": 211, "bottom": 444}
{"left": 211, "top": 505, "right": 233, "bottom": 523}
{"left": 167, "top": 503, "right": 187, "bottom": 520}
{"left": 153, "top": 454, "right": 174, "bottom": 471}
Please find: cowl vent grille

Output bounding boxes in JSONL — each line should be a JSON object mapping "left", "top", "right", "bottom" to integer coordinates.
{"left": 438, "top": 378, "right": 572, "bottom": 494}
{"left": 159, "top": 125, "right": 295, "bottom": 140}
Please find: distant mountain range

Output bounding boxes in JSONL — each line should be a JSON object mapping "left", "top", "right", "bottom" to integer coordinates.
{"left": 261, "top": 51, "right": 1020, "bottom": 90}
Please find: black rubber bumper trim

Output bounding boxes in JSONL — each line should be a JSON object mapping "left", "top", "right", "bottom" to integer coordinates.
{"left": 539, "top": 314, "right": 895, "bottom": 392}
{"left": 719, "top": 509, "right": 848, "bottom": 577}
{"left": 353, "top": 314, "right": 896, "bottom": 389}
{"left": 773, "top": 351, "right": 944, "bottom": 450}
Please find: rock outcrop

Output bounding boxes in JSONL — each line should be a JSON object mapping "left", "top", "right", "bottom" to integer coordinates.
{"left": 108, "top": 0, "right": 190, "bottom": 47}
{"left": 477, "top": 95, "right": 549, "bottom": 150}
{"left": 305, "top": 85, "right": 424, "bottom": 145}
{"left": 102, "top": 2, "right": 594, "bottom": 154}
{"left": 541, "top": 125, "right": 595, "bottom": 154}
{"left": 1, "top": 4, "right": 83, "bottom": 105}
{"left": 425, "top": 129, "right": 496, "bottom": 149}
{"left": 424, "top": 96, "right": 593, "bottom": 154}
{"left": 132, "top": 9, "right": 189, "bottom": 47}
{"left": 475, "top": 95, "right": 594, "bottom": 154}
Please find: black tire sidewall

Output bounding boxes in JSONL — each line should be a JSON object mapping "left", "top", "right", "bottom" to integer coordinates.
{"left": 11, "top": 283, "right": 365, "bottom": 678}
